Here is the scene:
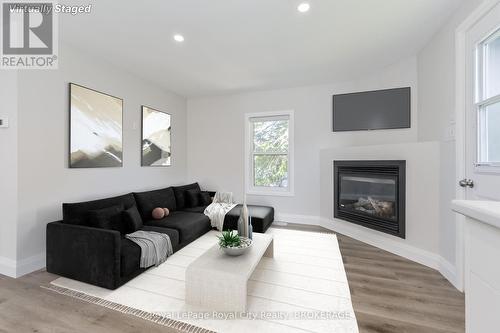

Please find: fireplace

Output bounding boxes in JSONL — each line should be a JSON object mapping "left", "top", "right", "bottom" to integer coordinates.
{"left": 334, "top": 160, "right": 405, "bottom": 238}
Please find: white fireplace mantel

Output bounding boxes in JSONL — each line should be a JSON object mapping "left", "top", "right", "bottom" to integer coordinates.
{"left": 452, "top": 199, "right": 500, "bottom": 333}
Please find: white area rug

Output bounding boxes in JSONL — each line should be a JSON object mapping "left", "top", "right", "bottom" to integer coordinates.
{"left": 49, "top": 228, "right": 358, "bottom": 333}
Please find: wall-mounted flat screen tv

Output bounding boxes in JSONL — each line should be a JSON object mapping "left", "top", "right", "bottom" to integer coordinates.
{"left": 332, "top": 87, "right": 411, "bottom": 132}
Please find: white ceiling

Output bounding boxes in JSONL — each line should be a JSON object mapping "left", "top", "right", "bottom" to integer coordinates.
{"left": 61, "top": 0, "right": 463, "bottom": 97}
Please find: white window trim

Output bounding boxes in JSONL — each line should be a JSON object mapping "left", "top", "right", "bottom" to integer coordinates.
{"left": 474, "top": 27, "right": 500, "bottom": 172}
{"left": 244, "top": 110, "right": 295, "bottom": 197}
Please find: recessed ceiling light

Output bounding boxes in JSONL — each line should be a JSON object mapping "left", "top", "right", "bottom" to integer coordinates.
{"left": 297, "top": 2, "right": 310, "bottom": 13}
{"left": 173, "top": 34, "right": 184, "bottom": 42}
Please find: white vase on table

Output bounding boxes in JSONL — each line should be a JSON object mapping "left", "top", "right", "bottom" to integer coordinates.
{"left": 238, "top": 197, "right": 249, "bottom": 238}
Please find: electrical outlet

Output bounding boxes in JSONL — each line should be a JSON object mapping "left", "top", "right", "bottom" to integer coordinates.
{"left": 0, "top": 116, "right": 9, "bottom": 128}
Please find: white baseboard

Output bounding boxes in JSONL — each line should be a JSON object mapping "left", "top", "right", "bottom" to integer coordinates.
{"left": 0, "top": 253, "right": 45, "bottom": 278}
{"left": 16, "top": 253, "right": 45, "bottom": 278}
{"left": 275, "top": 213, "right": 322, "bottom": 226}
{"left": 0, "top": 256, "right": 17, "bottom": 278}
{"left": 439, "top": 257, "right": 461, "bottom": 291}
{"left": 320, "top": 217, "right": 441, "bottom": 269}
{"left": 274, "top": 214, "right": 459, "bottom": 290}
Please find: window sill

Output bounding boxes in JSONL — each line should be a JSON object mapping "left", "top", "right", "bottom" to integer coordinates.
{"left": 246, "top": 190, "right": 295, "bottom": 197}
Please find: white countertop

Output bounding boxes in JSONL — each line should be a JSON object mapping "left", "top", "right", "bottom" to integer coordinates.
{"left": 452, "top": 200, "right": 500, "bottom": 229}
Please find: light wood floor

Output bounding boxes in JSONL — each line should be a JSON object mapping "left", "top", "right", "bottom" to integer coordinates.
{"left": 0, "top": 225, "right": 464, "bottom": 333}
{"left": 276, "top": 224, "right": 465, "bottom": 333}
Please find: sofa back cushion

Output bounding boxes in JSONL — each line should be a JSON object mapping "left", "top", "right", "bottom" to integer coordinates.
{"left": 87, "top": 205, "right": 129, "bottom": 234}
{"left": 133, "top": 187, "right": 177, "bottom": 220}
{"left": 123, "top": 205, "right": 143, "bottom": 232}
{"left": 199, "top": 191, "right": 213, "bottom": 206}
{"left": 62, "top": 193, "right": 136, "bottom": 226}
{"left": 185, "top": 189, "right": 201, "bottom": 208}
{"left": 173, "top": 183, "right": 201, "bottom": 210}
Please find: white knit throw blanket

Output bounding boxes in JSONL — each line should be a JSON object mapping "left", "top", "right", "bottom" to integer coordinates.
{"left": 204, "top": 192, "right": 237, "bottom": 231}
{"left": 125, "top": 231, "right": 173, "bottom": 268}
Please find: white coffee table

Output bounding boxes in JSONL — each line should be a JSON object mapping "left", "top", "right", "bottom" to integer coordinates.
{"left": 185, "top": 233, "right": 274, "bottom": 312}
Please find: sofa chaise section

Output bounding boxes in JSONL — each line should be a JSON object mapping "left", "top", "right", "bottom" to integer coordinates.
{"left": 223, "top": 205, "right": 274, "bottom": 233}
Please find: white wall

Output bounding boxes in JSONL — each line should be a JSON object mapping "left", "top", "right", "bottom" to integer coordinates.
{"left": 0, "top": 71, "right": 19, "bottom": 276}
{"left": 9, "top": 43, "right": 188, "bottom": 275}
{"left": 187, "top": 57, "right": 418, "bottom": 217}
{"left": 417, "top": 0, "right": 484, "bottom": 269}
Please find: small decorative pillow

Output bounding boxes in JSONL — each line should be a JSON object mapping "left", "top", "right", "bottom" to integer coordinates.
{"left": 152, "top": 207, "right": 165, "bottom": 220}
{"left": 186, "top": 189, "right": 201, "bottom": 207}
{"left": 199, "top": 191, "right": 213, "bottom": 206}
{"left": 122, "top": 205, "right": 143, "bottom": 233}
{"left": 87, "top": 205, "right": 126, "bottom": 234}
{"left": 163, "top": 208, "right": 170, "bottom": 217}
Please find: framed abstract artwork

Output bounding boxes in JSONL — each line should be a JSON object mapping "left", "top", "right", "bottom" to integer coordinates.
{"left": 69, "top": 83, "right": 123, "bottom": 168}
{"left": 141, "top": 106, "right": 171, "bottom": 166}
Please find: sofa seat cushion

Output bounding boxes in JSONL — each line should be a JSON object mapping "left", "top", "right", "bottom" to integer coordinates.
{"left": 133, "top": 187, "right": 177, "bottom": 221}
{"left": 141, "top": 225, "right": 180, "bottom": 250}
{"left": 223, "top": 205, "right": 274, "bottom": 233}
{"left": 144, "top": 211, "right": 211, "bottom": 244}
{"left": 120, "top": 226, "right": 180, "bottom": 277}
{"left": 182, "top": 206, "right": 207, "bottom": 214}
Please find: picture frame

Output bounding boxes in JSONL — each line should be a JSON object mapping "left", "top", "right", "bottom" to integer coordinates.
{"left": 69, "top": 83, "right": 123, "bottom": 168}
{"left": 141, "top": 105, "right": 172, "bottom": 167}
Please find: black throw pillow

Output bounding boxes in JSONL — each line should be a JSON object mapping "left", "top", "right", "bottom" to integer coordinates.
{"left": 199, "top": 191, "right": 213, "bottom": 206}
{"left": 185, "top": 189, "right": 201, "bottom": 208}
{"left": 87, "top": 205, "right": 127, "bottom": 234}
{"left": 122, "top": 205, "right": 143, "bottom": 233}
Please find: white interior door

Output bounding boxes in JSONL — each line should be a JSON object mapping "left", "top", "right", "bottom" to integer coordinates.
{"left": 464, "top": 2, "right": 500, "bottom": 200}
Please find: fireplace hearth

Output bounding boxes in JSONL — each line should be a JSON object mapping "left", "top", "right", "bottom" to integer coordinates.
{"left": 334, "top": 160, "right": 405, "bottom": 238}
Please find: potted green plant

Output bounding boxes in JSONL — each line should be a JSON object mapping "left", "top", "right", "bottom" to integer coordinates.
{"left": 217, "top": 230, "right": 252, "bottom": 256}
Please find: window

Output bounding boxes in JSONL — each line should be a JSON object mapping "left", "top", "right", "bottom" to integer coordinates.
{"left": 476, "top": 28, "right": 500, "bottom": 166}
{"left": 245, "top": 111, "right": 294, "bottom": 196}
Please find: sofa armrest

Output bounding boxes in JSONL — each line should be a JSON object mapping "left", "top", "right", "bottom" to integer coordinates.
{"left": 46, "top": 221, "right": 121, "bottom": 289}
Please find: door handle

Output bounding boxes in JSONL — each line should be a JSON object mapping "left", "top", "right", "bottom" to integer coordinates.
{"left": 459, "top": 179, "right": 474, "bottom": 188}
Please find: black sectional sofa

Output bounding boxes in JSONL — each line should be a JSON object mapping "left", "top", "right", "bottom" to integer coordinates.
{"left": 46, "top": 183, "right": 274, "bottom": 289}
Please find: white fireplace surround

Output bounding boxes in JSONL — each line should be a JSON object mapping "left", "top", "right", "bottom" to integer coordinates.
{"left": 276, "top": 141, "right": 458, "bottom": 288}
{"left": 321, "top": 142, "right": 439, "bottom": 255}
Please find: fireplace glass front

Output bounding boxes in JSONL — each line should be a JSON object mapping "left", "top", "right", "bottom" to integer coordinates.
{"left": 334, "top": 160, "right": 405, "bottom": 238}
{"left": 339, "top": 175, "right": 397, "bottom": 221}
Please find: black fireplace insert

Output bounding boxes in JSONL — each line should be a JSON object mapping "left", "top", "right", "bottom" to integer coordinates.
{"left": 334, "top": 160, "right": 405, "bottom": 238}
